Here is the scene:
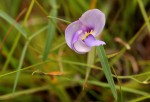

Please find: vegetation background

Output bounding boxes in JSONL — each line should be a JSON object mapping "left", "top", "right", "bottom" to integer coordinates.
{"left": 0, "top": 0, "right": 150, "bottom": 102}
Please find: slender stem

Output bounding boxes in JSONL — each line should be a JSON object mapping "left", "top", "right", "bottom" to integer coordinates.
{"left": 12, "top": 41, "right": 29, "bottom": 93}
{"left": 129, "top": 95, "right": 150, "bottom": 102}
{"left": 2, "top": 33, "right": 20, "bottom": 72}
{"left": 83, "top": 48, "right": 95, "bottom": 89}
{"left": 34, "top": 0, "right": 48, "bottom": 16}
{"left": 137, "top": 0, "right": 150, "bottom": 32}
{"left": 112, "top": 67, "right": 124, "bottom": 102}
{"left": 12, "top": 0, "right": 35, "bottom": 93}
{"left": 0, "top": 85, "right": 50, "bottom": 100}
{"left": 47, "top": 16, "right": 71, "bottom": 24}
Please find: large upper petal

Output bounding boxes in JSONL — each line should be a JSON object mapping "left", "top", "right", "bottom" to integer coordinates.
{"left": 79, "top": 9, "right": 105, "bottom": 37}
{"left": 65, "top": 21, "right": 83, "bottom": 48}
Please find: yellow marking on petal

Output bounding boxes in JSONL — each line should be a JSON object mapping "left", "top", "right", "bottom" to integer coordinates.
{"left": 82, "top": 30, "right": 94, "bottom": 40}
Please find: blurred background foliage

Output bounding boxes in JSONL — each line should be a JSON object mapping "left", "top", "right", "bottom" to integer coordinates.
{"left": 0, "top": 0, "right": 150, "bottom": 102}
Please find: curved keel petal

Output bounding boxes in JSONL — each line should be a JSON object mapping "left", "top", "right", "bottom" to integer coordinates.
{"left": 84, "top": 35, "right": 106, "bottom": 47}
{"left": 73, "top": 39, "right": 91, "bottom": 54}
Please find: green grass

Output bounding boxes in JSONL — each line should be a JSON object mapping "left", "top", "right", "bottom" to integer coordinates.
{"left": 0, "top": 0, "right": 150, "bottom": 102}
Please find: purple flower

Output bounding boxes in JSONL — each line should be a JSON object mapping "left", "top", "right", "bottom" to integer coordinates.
{"left": 65, "top": 9, "right": 106, "bottom": 54}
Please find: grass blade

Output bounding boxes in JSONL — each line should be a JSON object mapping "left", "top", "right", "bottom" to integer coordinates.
{"left": 88, "top": 80, "right": 149, "bottom": 96}
{"left": 129, "top": 95, "right": 150, "bottom": 102}
{"left": 0, "top": 10, "right": 27, "bottom": 38}
{"left": 12, "top": 0, "right": 35, "bottom": 93}
{"left": 12, "top": 41, "right": 29, "bottom": 93}
{"left": 137, "top": 0, "right": 150, "bottom": 32}
{"left": 2, "top": 34, "right": 21, "bottom": 72}
{"left": 97, "top": 46, "right": 117, "bottom": 100}
{"left": 84, "top": 48, "right": 95, "bottom": 88}
{"left": 42, "top": 1, "right": 58, "bottom": 60}
{"left": 0, "top": 85, "right": 49, "bottom": 100}
{"left": 47, "top": 16, "right": 71, "bottom": 24}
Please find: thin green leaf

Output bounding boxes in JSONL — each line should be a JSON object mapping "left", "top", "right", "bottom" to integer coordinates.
{"left": 88, "top": 80, "right": 150, "bottom": 96}
{"left": 84, "top": 48, "right": 95, "bottom": 88}
{"left": 0, "top": 85, "right": 50, "bottom": 100}
{"left": 12, "top": 25, "right": 48, "bottom": 93}
{"left": 12, "top": 41, "right": 29, "bottom": 93}
{"left": 28, "top": 25, "right": 48, "bottom": 41}
{"left": 2, "top": 34, "right": 21, "bottom": 72}
{"left": 47, "top": 16, "right": 71, "bottom": 24}
{"left": 97, "top": 46, "right": 117, "bottom": 100}
{"left": 0, "top": 10, "right": 27, "bottom": 38}
{"left": 137, "top": 0, "right": 150, "bottom": 32}
{"left": 67, "top": 79, "right": 150, "bottom": 96}
{"left": 42, "top": 1, "right": 58, "bottom": 60}
{"left": 129, "top": 95, "right": 150, "bottom": 102}
{"left": 112, "top": 66, "right": 123, "bottom": 102}
{"left": 12, "top": 0, "right": 35, "bottom": 93}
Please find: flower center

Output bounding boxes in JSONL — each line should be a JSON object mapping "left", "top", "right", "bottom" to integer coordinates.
{"left": 82, "top": 30, "right": 93, "bottom": 40}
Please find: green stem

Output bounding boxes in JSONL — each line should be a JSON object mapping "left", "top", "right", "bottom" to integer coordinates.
{"left": 83, "top": 48, "right": 95, "bottom": 89}
{"left": 12, "top": 0, "right": 35, "bottom": 93}
{"left": 112, "top": 67, "right": 124, "bottom": 102}
{"left": 0, "top": 85, "right": 50, "bottom": 100}
{"left": 129, "top": 95, "right": 150, "bottom": 102}
{"left": 137, "top": 0, "right": 150, "bottom": 32}
{"left": 2, "top": 34, "right": 21, "bottom": 72}
{"left": 12, "top": 41, "right": 29, "bottom": 93}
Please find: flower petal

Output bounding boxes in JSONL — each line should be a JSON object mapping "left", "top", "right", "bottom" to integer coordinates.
{"left": 71, "top": 30, "right": 82, "bottom": 48}
{"left": 84, "top": 34, "right": 106, "bottom": 47}
{"left": 79, "top": 9, "right": 105, "bottom": 36}
{"left": 65, "top": 21, "right": 83, "bottom": 48}
{"left": 73, "top": 39, "right": 91, "bottom": 54}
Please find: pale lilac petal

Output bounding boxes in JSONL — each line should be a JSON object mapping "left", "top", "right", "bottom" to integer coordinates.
{"left": 71, "top": 30, "right": 82, "bottom": 48}
{"left": 65, "top": 21, "right": 83, "bottom": 48}
{"left": 84, "top": 35, "right": 106, "bottom": 47}
{"left": 73, "top": 39, "right": 91, "bottom": 54}
{"left": 79, "top": 9, "right": 105, "bottom": 36}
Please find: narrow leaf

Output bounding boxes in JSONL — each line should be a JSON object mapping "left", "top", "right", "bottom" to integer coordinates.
{"left": 84, "top": 48, "right": 95, "bottom": 88}
{"left": 47, "top": 16, "right": 71, "bottom": 24}
{"left": 12, "top": 0, "right": 35, "bottom": 92}
{"left": 137, "top": 0, "right": 150, "bottom": 32}
{"left": 0, "top": 10, "right": 27, "bottom": 38}
{"left": 97, "top": 46, "right": 117, "bottom": 100}
{"left": 42, "top": 6, "right": 57, "bottom": 60}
